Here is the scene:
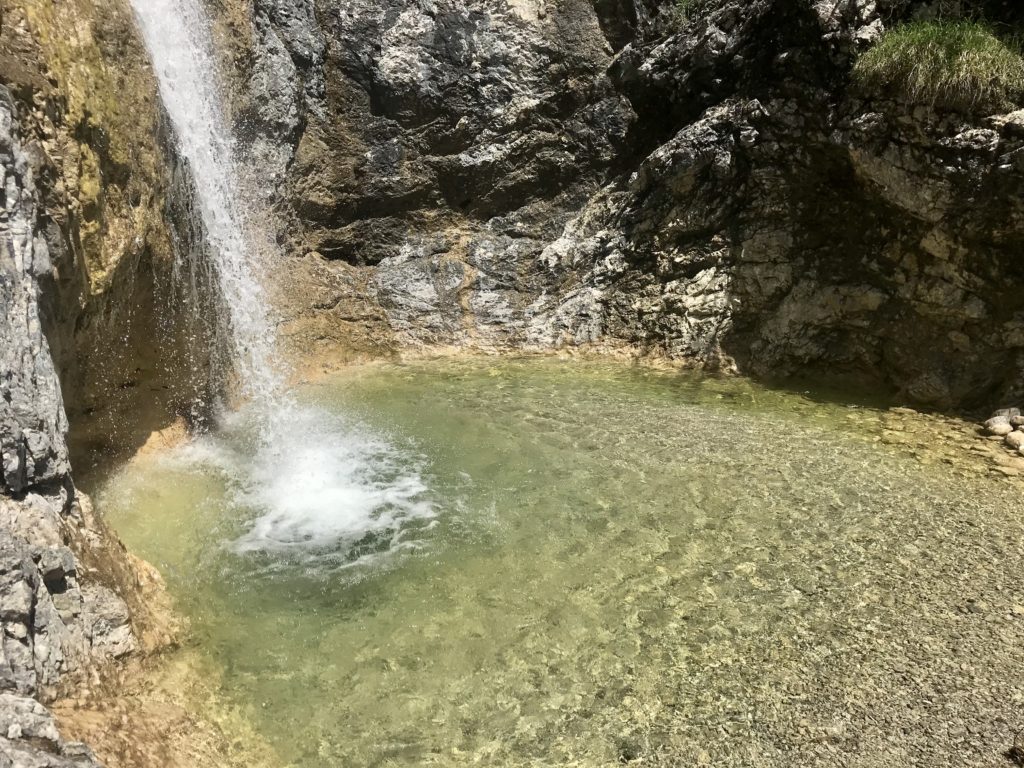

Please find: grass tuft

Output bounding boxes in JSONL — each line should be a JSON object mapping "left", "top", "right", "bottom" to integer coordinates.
{"left": 670, "top": 0, "right": 713, "bottom": 27}
{"left": 853, "top": 20, "right": 1024, "bottom": 112}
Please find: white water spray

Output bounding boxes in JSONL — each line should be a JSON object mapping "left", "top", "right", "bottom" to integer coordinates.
{"left": 130, "top": 0, "right": 435, "bottom": 560}
{"left": 131, "top": 0, "right": 280, "bottom": 403}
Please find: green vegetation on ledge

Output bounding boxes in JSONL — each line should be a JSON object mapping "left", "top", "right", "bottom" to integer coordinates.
{"left": 853, "top": 20, "right": 1024, "bottom": 112}
{"left": 670, "top": 0, "right": 714, "bottom": 26}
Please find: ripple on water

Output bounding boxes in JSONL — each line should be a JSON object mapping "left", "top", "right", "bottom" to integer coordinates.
{"left": 98, "top": 358, "right": 1024, "bottom": 768}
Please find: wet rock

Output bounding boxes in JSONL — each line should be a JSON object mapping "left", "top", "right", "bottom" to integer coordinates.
{"left": 210, "top": 0, "right": 647, "bottom": 357}
{"left": 205, "top": 0, "right": 1024, "bottom": 409}
{"left": 0, "top": 517, "right": 135, "bottom": 699}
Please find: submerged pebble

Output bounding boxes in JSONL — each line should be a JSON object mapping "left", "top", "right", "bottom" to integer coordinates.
{"left": 1007, "top": 431, "right": 1024, "bottom": 450}
{"left": 100, "top": 360, "right": 1024, "bottom": 768}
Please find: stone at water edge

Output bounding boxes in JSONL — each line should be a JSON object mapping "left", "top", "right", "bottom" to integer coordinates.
{"left": 984, "top": 416, "right": 1013, "bottom": 436}
{"left": 993, "top": 408, "right": 1022, "bottom": 419}
{"left": 1005, "top": 431, "right": 1024, "bottom": 451}
{"left": 1011, "top": 415, "right": 1024, "bottom": 428}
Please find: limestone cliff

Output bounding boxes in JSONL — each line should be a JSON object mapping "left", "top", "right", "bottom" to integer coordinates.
{"left": 0, "top": 84, "right": 128, "bottom": 768}
{"left": 0, "top": 2, "right": 189, "bottom": 764}
{"left": 552, "top": 0, "right": 1024, "bottom": 409}
{"left": 208, "top": 0, "right": 638, "bottom": 360}
{"left": 208, "top": 0, "right": 1024, "bottom": 408}
{"left": 2, "top": 0, "right": 221, "bottom": 466}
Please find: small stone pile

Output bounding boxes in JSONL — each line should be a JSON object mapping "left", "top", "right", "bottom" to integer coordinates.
{"left": 982, "top": 408, "right": 1024, "bottom": 452}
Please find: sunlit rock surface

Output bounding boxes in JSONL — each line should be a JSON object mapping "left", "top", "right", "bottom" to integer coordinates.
{"left": 0, "top": 88, "right": 69, "bottom": 494}
{"left": 0, "top": 91, "right": 114, "bottom": 768}
{"left": 216, "top": 0, "right": 635, "bottom": 355}
{"left": 213, "top": 0, "right": 1024, "bottom": 407}
{"left": 0, "top": 692, "right": 100, "bottom": 768}
{"left": 0, "top": 6, "right": 184, "bottom": 761}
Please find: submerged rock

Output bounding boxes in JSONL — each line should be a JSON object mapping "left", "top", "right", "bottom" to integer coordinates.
{"left": 984, "top": 417, "right": 1014, "bottom": 436}
{"left": 1005, "top": 431, "right": 1024, "bottom": 450}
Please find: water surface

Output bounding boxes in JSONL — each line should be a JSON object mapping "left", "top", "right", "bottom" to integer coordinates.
{"left": 98, "top": 358, "right": 1024, "bottom": 767}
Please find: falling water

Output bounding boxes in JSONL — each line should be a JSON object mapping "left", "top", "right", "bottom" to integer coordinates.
{"left": 131, "top": 0, "right": 280, "bottom": 403}
{"left": 129, "top": 0, "right": 435, "bottom": 561}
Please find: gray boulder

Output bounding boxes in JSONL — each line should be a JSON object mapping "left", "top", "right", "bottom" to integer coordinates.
{"left": 984, "top": 417, "right": 1013, "bottom": 436}
{"left": 0, "top": 693, "right": 101, "bottom": 767}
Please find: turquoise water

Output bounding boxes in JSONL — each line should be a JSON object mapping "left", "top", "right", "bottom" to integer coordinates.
{"left": 97, "top": 358, "right": 1024, "bottom": 766}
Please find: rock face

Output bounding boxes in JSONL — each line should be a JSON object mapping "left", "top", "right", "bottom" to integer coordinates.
{"left": 209, "top": 0, "right": 1024, "bottom": 408}
{"left": 0, "top": 88, "right": 69, "bottom": 495}
{"left": 547, "top": 0, "right": 1024, "bottom": 408}
{"left": 0, "top": 2, "right": 191, "bottom": 764}
{"left": 1, "top": 0, "right": 223, "bottom": 464}
{"left": 213, "top": 0, "right": 637, "bottom": 356}
{"left": 0, "top": 89, "right": 111, "bottom": 768}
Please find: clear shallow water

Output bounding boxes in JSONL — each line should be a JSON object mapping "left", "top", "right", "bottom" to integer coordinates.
{"left": 98, "top": 358, "right": 1024, "bottom": 767}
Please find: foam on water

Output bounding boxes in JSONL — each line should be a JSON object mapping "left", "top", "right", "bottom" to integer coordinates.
{"left": 233, "top": 414, "right": 434, "bottom": 558}
{"left": 129, "top": 0, "right": 435, "bottom": 561}
{"left": 167, "top": 402, "right": 437, "bottom": 567}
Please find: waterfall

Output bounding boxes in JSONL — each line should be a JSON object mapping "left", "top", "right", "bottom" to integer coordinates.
{"left": 130, "top": 0, "right": 281, "bottom": 405}
{"left": 130, "top": 0, "right": 436, "bottom": 563}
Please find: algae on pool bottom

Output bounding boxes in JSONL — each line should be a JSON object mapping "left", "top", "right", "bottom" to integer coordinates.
{"left": 97, "top": 358, "right": 1024, "bottom": 767}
